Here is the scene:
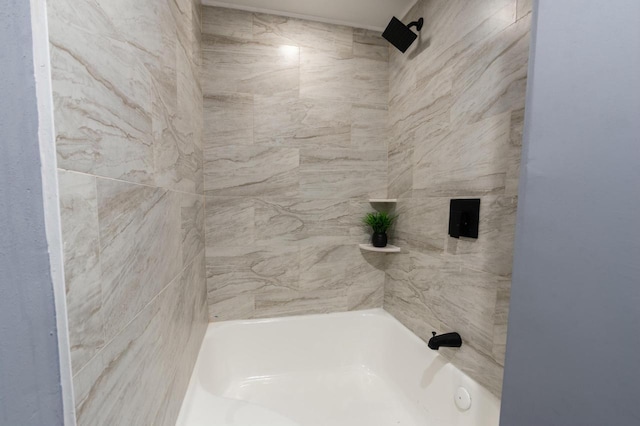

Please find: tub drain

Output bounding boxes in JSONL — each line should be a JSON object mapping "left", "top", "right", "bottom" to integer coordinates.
{"left": 454, "top": 387, "right": 472, "bottom": 411}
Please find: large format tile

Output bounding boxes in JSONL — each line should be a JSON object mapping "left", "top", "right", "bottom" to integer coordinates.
{"left": 97, "top": 179, "right": 183, "bottom": 341}
{"left": 300, "top": 148, "right": 386, "bottom": 199}
{"left": 415, "top": 253, "right": 503, "bottom": 357}
{"left": 202, "top": 41, "right": 299, "bottom": 97}
{"left": 205, "top": 197, "right": 370, "bottom": 248}
{"left": 517, "top": 0, "right": 533, "bottom": 20}
{"left": 385, "top": 248, "right": 506, "bottom": 377}
{"left": 300, "top": 48, "right": 353, "bottom": 102}
{"left": 390, "top": 73, "right": 452, "bottom": 144}
{"left": 385, "top": 0, "right": 529, "bottom": 398}
{"left": 351, "top": 57, "right": 389, "bottom": 107}
{"left": 172, "top": 0, "right": 199, "bottom": 60}
{"left": 204, "top": 94, "right": 254, "bottom": 146}
{"left": 205, "top": 196, "right": 255, "bottom": 247}
{"left": 182, "top": 193, "right": 205, "bottom": 264}
{"left": 254, "top": 96, "right": 351, "bottom": 148}
{"left": 492, "top": 278, "right": 511, "bottom": 366}
{"left": 154, "top": 42, "right": 202, "bottom": 194}
{"left": 391, "top": 197, "right": 450, "bottom": 252}
{"left": 347, "top": 282, "right": 384, "bottom": 311}
{"left": 299, "top": 244, "right": 385, "bottom": 292}
{"left": 389, "top": 46, "right": 417, "bottom": 113}
{"left": 49, "top": 28, "right": 154, "bottom": 185}
{"left": 253, "top": 288, "right": 348, "bottom": 318}
{"left": 353, "top": 28, "right": 388, "bottom": 62}
{"left": 191, "top": 1, "right": 203, "bottom": 70}
{"left": 206, "top": 245, "right": 299, "bottom": 295}
{"left": 505, "top": 108, "right": 525, "bottom": 195}
{"left": 414, "top": 1, "right": 516, "bottom": 92}
{"left": 206, "top": 245, "right": 300, "bottom": 320}
{"left": 208, "top": 293, "right": 255, "bottom": 322}
{"left": 96, "top": 0, "right": 177, "bottom": 89}
{"left": 200, "top": 5, "right": 389, "bottom": 323}
{"left": 384, "top": 251, "right": 441, "bottom": 339}
{"left": 51, "top": 0, "right": 205, "bottom": 423}
{"left": 253, "top": 198, "right": 355, "bottom": 245}
{"left": 154, "top": 251, "right": 208, "bottom": 426}
{"left": 450, "top": 15, "right": 530, "bottom": 125}
{"left": 73, "top": 253, "right": 206, "bottom": 426}
{"left": 253, "top": 13, "right": 353, "bottom": 55}
{"left": 417, "top": 0, "right": 516, "bottom": 60}
{"left": 204, "top": 146, "right": 299, "bottom": 197}
{"left": 58, "top": 170, "right": 104, "bottom": 372}
{"left": 388, "top": 140, "right": 413, "bottom": 199}
{"left": 351, "top": 104, "right": 388, "bottom": 150}
{"left": 413, "top": 112, "right": 511, "bottom": 197}
{"left": 202, "top": 6, "right": 253, "bottom": 39}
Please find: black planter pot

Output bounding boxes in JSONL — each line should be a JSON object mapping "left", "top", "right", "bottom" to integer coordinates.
{"left": 371, "top": 232, "right": 388, "bottom": 248}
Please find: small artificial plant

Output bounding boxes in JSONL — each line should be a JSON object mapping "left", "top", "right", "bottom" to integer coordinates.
{"left": 362, "top": 212, "right": 396, "bottom": 234}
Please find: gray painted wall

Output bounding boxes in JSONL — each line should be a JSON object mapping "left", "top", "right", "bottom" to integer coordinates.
{"left": 501, "top": 1, "right": 640, "bottom": 425}
{"left": 0, "top": 1, "right": 65, "bottom": 424}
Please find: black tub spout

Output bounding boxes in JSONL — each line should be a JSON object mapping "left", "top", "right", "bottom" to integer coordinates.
{"left": 428, "top": 332, "right": 462, "bottom": 350}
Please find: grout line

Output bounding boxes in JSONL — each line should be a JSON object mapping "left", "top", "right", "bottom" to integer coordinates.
{"left": 56, "top": 167, "right": 205, "bottom": 198}
{"left": 92, "top": 173, "right": 108, "bottom": 371}
{"left": 71, "top": 247, "right": 206, "bottom": 380}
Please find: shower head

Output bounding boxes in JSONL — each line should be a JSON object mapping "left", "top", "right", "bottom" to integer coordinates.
{"left": 382, "top": 17, "right": 424, "bottom": 53}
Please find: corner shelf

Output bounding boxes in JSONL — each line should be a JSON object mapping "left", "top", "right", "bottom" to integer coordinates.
{"left": 369, "top": 199, "right": 398, "bottom": 203}
{"left": 359, "top": 244, "right": 401, "bottom": 253}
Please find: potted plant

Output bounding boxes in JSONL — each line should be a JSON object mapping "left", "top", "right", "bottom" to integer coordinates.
{"left": 362, "top": 212, "right": 396, "bottom": 248}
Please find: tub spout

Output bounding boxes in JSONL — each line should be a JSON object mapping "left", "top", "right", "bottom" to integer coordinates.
{"left": 428, "top": 332, "right": 462, "bottom": 350}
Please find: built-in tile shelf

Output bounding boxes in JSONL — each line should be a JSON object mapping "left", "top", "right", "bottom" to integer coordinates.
{"left": 369, "top": 199, "right": 398, "bottom": 203}
{"left": 359, "top": 244, "right": 401, "bottom": 253}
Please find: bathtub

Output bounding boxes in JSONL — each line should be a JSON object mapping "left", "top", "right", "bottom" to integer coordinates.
{"left": 176, "top": 309, "right": 500, "bottom": 426}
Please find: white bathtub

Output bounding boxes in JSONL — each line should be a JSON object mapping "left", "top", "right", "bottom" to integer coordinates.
{"left": 176, "top": 309, "right": 500, "bottom": 426}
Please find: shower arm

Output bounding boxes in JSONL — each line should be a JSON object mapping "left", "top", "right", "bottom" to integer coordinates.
{"left": 407, "top": 18, "right": 424, "bottom": 32}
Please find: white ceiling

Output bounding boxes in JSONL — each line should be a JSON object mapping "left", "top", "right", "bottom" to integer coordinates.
{"left": 201, "top": 0, "right": 417, "bottom": 32}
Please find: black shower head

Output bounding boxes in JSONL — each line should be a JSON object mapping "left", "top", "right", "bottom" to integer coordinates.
{"left": 382, "top": 17, "right": 424, "bottom": 53}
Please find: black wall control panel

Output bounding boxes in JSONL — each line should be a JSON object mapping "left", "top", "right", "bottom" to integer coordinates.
{"left": 448, "top": 199, "right": 480, "bottom": 239}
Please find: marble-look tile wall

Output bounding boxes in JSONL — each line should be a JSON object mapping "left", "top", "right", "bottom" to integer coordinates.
{"left": 49, "top": 0, "right": 207, "bottom": 424}
{"left": 384, "top": 0, "right": 532, "bottom": 397}
{"left": 202, "top": 7, "right": 389, "bottom": 321}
